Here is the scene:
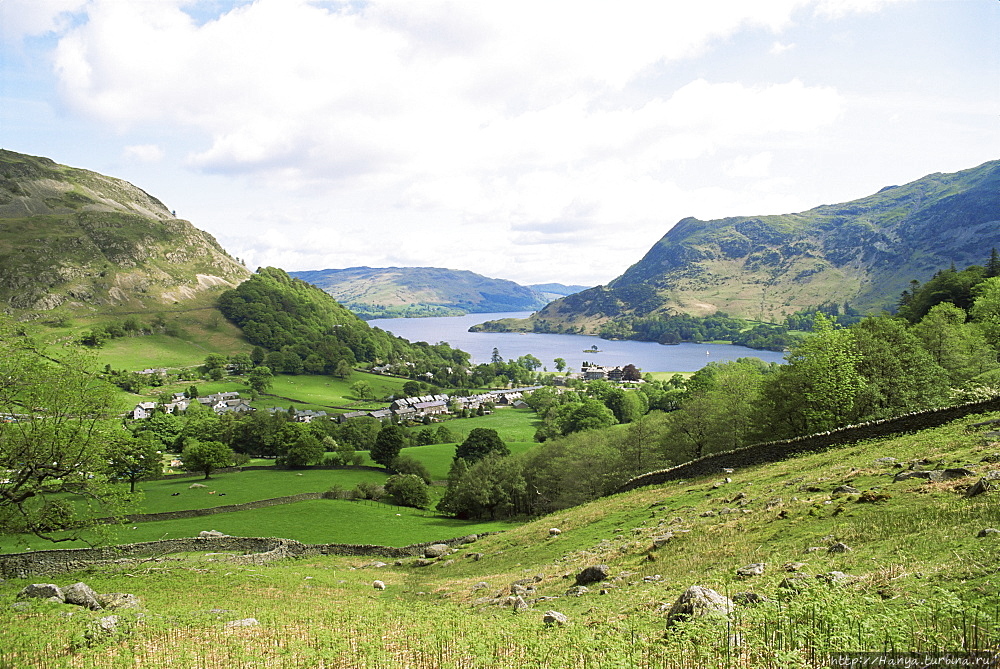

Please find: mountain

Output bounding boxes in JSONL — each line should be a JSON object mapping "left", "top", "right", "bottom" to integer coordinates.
{"left": 289, "top": 266, "right": 549, "bottom": 319}
{"left": 505, "top": 160, "right": 1000, "bottom": 333}
{"left": 528, "top": 282, "right": 591, "bottom": 302}
{"left": 0, "top": 150, "right": 250, "bottom": 314}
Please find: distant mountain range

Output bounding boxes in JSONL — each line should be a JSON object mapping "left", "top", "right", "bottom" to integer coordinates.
{"left": 289, "top": 266, "right": 587, "bottom": 319}
{"left": 0, "top": 150, "right": 249, "bottom": 314}
{"left": 491, "top": 159, "right": 1000, "bottom": 334}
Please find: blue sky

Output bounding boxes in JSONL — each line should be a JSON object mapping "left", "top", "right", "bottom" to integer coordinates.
{"left": 1, "top": 0, "right": 997, "bottom": 286}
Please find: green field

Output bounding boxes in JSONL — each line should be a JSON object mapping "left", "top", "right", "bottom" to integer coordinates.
{"left": 361, "top": 441, "right": 539, "bottom": 480}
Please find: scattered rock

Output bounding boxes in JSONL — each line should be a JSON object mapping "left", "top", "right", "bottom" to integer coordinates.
{"left": 575, "top": 565, "right": 610, "bottom": 585}
{"left": 459, "top": 534, "right": 478, "bottom": 544}
{"left": 778, "top": 574, "right": 813, "bottom": 594}
{"left": 565, "top": 586, "right": 589, "bottom": 597}
{"left": 783, "top": 562, "right": 806, "bottom": 572}
{"left": 827, "top": 542, "right": 852, "bottom": 554}
{"left": 472, "top": 582, "right": 489, "bottom": 591}
{"left": 967, "top": 478, "right": 993, "bottom": 498}
{"left": 858, "top": 490, "right": 891, "bottom": 503}
{"left": 97, "top": 593, "right": 141, "bottom": 610}
{"left": 873, "top": 457, "right": 897, "bottom": 465}
{"left": 736, "top": 563, "right": 765, "bottom": 578}
{"left": 651, "top": 533, "right": 674, "bottom": 549}
{"left": 543, "top": 610, "right": 568, "bottom": 626}
{"left": 941, "top": 468, "right": 977, "bottom": 480}
{"left": 643, "top": 574, "right": 663, "bottom": 583}
{"left": 364, "top": 561, "right": 388, "bottom": 568}
{"left": 699, "top": 510, "right": 716, "bottom": 517}
{"left": 198, "top": 530, "right": 228, "bottom": 538}
{"left": 548, "top": 528, "right": 562, "bottom": 537}
{"left": 665, "top": 586, "right": 733, "bottom": 627}
{"left": 225, "top": 618, "right": 259, "bottom": 628}
{"left": 817, "top": 571, "right": 851, "bottom": 585}
{"left": 832, "top": 485, "right": 860, "bottom": 495}
{"left": 84, "top": 615, "right": 121, "bottom": 642}
{"left": 424, "top": 544, "right": 451, "bottom": 558}
{"left": 413, "top": 559, "right": 435, "bottom": 567}
{"left": 732, "top": 592, "right": 768, "bottom": 605}
{"left": 977, "top": 528, "right": 1000, "bottom": 538}
{"left": 980, "top": 453, "right": 1000, "bottom": 464}
{"left": 18, "top": 583, "right": 64, "bottom": 603}
{"left": 372, "top": 581, "right": 386, "bottom": 590}
{"left": 468, "top": 553, "right": 483, "bottom": 561}
{"left": 511, "top": 596, "right": 530, "bottom": 612}
{"left": 64, "top": 582, "right": 102, "bottom": 611}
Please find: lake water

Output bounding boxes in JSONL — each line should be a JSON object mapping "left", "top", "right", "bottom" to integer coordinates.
{"left": 368, "top": 312, "right": 787, "bottom": 373}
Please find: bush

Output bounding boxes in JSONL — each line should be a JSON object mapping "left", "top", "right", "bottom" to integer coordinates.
{"left": 352, "top": 481, "right": 384, "bottom": 501}
{"left": 384, "top": 474, "right": 430, "bottom": 509}
{"left": 390, "top": 454, "right": 432, "bottom": 483}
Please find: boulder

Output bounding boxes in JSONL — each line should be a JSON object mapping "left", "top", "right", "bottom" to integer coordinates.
{"left": 817, "top": 571, "right": 851, "bottom": 585}
{"left": 424, "top": 544, "right": 451, "bottom": 558}
{"left": 778, "top": 574, "right": 813, "bottom": 594}
{"left": 96, "top": 593, "right": 141, "bottom": 610}
{"left": 511, "top": 596, "right": 530, "bottom": 612}
{"left": 651, "top": 533, "right": 674, "bottom": 548}
{"left": 827, "top": 542, "right": 852, "bottom": 554}
{"left": 413, "top": 559, "right": 435, "bottom": 567}
{"left": 732, "top": 592, "right": 768, "bottom": 606}
{"left": 665, "top": 586, "right": 733, "bottom": 627}
{"left": 783, "top": 562, "right": 806, "bottom": 572}
{"left": 543, "top": 610, "right": 568, "bottom": 626}
{"left": 17, "top": 583, "right": 64, "bottom": 603}
{"left": 977, "top": 528, "right": 1000, "bottom": 538}
{"left": 64, "top": 582, "right": 102, "bottom": 610}
{"left": 460, "top": 534, "right": 478, "bottom": 544}
{"left": 575, "top": 565, "right": 610, "bottom": 585}
{"left": 84, "top": 615, "right": 121, "bottom": 642}
{"left": 736, "top": 563, "right": 766, "bottom": 578}
{"left": 832, "top": 485, "right": 860, "bottom": 495}
{"left": 565, "top": 586, "right": 589, "bottom": 597}
{"left": 198, "top": 530, "right": 228, "bottom": 538}
{"left": 967, "top": 478, "right": 993, "bottom": 498}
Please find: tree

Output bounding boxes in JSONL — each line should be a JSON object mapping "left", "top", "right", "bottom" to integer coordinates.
{"left": 105, "top": 432, "right": 163, "bottom": 494}
{"left": 553, "top": 358, "right": 567, "bottom": 373}
{"left": 621, "top": 363, "right": 642, "bottom": 382}
{"left": 912, "top": 303, "right": 998, "bottom": 385}
{"left": 0, "top": 321, "right": 130, "bottom": 543}
{"left": 247, "top": 365, "right": 274, "bottom": 394}
{"left": 437, "top": 454, "right": 526, "bottom": 520}
{"left": 562, "top": 399, "right": 618, "bottom": 435}
{"left": 435, "top": 424, "right": 455, "bottom": 443}
{"left": 228, "top": 352, "right": 254, "bottom": 375}
{"left": 277, "top": 427, "right": 325, "bottom": 468}
{"left": 455, "top": 428, "right": 509, "bottom": 464}
{"left": 350, "top": 380, "right": 375, "bottom": 400}
{"left": 334, "top": 359, "right": 353, "bottom": 379}
{"left": 384, "top": 474, "right": 430, "bottom": 509}
{"left": 371, "top": 424, "right": 406, "bottom": 468}
{"left": 517, "top": 354, "right": 542, "bottom": 371}
{"left": 181, "top": 439, "right": 235, "bottom": 479}
{"left": 402, "top": 380, "right": 422, "bottom": 397}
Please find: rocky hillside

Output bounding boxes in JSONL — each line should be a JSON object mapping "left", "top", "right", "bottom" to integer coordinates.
{"left": 0, "top": 150, "right": 250, "bottom": 314}
{"left": 290, "top": 266, "right": 549, "bottom": 318}
{"left": 516, "top": 160, "right": 1000, "bottom": 332}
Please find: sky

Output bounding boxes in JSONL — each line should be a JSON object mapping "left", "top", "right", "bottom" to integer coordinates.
{"left": 1, "top": 0, "right": 997, "bottom": 287}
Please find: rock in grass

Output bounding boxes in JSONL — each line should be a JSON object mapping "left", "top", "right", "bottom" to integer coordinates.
{"left": 18, "top": 584, "right": 64, "bottom": 603}
{"left": 665, "top": 586, "right": 733, "bottom": 627}
{"left": 543, "top": 610, "right": 568, "bottom": 626}
{"left": 424, "top": 544, "right": 451, "bottom": 558}
{"left": 967, "top": 478, "right": 994, "bottom": 498}
{"left": 977, "top": 528, "right": 1000, "bottom": 538}
{"left": 225, "top": 618, "right": 259, "bottom": 628}
{"left": 736, "top": 563, "right": 766, "bottom": 578}
{"left": 827, "top": 542, "right": 852, "bottom": 554}
{"left": 575, "top": 565, "right": 609, "bottom": 585}
{"left": 832, "top": 485, "right": 860, "bottom": 494}
{"left": 97, "top": 593, "right": 141, "bottom": 610}
{"left": 565, "top": 586, "right": 589, "bottom": 597}
{"left": 64, "top": 582, "right": 102, "bottom": 610}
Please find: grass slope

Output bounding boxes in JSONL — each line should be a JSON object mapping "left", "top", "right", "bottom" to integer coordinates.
{"left": 4, "top": 410, "right": 1000, "bottom": 667}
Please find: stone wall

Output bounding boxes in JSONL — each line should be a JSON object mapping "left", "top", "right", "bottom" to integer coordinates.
{"left": 116, "top": 492, "right": 326, "bottom": 524}
{"left": 618, "top": 396, "right": 1000, "bottom": 493}
{"left": 0, "top": 533, "right": 491, "bottom": 579}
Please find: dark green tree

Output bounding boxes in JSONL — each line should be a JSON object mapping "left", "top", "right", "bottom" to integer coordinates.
{"left": 371, "top": 424, "right": 407, "bottom": 468}
{"left": 181, "top": 439, "right": 235, "bottom": 479}
{"left": 384, "top": 474, "right": 430, "bottom": 509}
{"left": 456, "top": 428, "right": 509, "bottom": 464}
{"left": 105, "top": 432, "right": 163, "bottom": 494}
{"left": 247, "top": 365, "right": 274, "bottom": 394}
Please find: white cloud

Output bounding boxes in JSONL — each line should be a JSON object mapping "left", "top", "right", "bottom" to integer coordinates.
{"left": 770, "top": 41, "right": 796, "bottom": 55}
{"left": 724, "top": 152, "right": 775, "bottom": 178}
{"left": 0, "top": 0, "right": 87, "bottom": 42}
{"left": 122, "top": 144, "right": 164, "bottom": 163}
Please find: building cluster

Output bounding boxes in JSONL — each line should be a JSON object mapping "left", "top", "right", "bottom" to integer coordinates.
{"left": 336, "top": 387, "right": 542, "bottom": 423}
{"left": 131, "top": 392, "right": 252, "bottom": 420}
{"left": 581, "top": 365, "right": 628, "bottom": 381}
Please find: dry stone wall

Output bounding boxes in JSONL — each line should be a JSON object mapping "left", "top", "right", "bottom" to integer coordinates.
{"left": 618, "top": 396, "right": 1000, "bottom": 493}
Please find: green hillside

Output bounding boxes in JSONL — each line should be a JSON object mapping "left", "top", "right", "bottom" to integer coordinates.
{"left": 0, "top": 150, "right": 250, "bottom": 315}
{"left": 504, "top": 160, "right": 1000, "bottom": 333}
{"left": 3, "top": 408, "right": 999, "bottom": 667}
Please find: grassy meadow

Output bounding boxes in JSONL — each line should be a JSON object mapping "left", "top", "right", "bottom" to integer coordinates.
{"left": 3, "top": 410, "right": 1000, "bottom": 667}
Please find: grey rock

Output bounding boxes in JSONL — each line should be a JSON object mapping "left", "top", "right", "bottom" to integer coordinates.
{"left": 575, "top": 564, "right": 610, "bottom": 585}
{"left": 736, "top": 563, "right": 766, "bottom": 578}
{"left": 543, "top": 610, "right": 568, "bottom": 626}
{"left": 64, "top": 582, "right": 102, "bottom": 610}
{"left": 732, "top": 592, "right": 768, "bottom": 605}
{"left": 665, "top": 586, "right": 734, "bottom": 627}
{"left": 778, "top": 574, "right": 813, "bottom": 594}
{"left": 460, "top": 534, "right": 478, "bottom": 544}
{"left": 424, "top": 544, "right": 451, "bottom": 558}
{"left": 96, "top": 593, "right": 141, "bottom": 610}
{"left": 413, "top": 558, "right": 436, "bottom": 567}
{"left": 832, "top": 485, "right": 860, "bottom": 494}
{"left": 86, "top": 615, "right": 121, "bottom": 639}
{"left": 472, "top": 582, "right": 489, "bottom": 591}
{"left": 18, "top": 583, "right": 64, "bottom": 602}
{"left": 941, "top": 468, "right": 977, "bottom": 480}
{"left": 818, "top": 571, "right": 851, "bottom": 585}
{"left": 699, "top": 510, "right": 716, "bottom": 517}
{"left": 967, "top": 478, "right": 994, "bottom": 498}
{"left": 565, "top": 586, "right": 589, "bottom": 597}
{"left": 783, "top": 562, "right": 807, "bottom": 572}
{"left": 827, "top": 542, "right": 852, "bottom": 553}
{"left": 977, "top": 528, "right": 1000, "bottom": 538}
{"left": 652, "top": 533, "right": 674, "bottom": 549}
{"left": 511, "top": 596, "right": 530, "bottom": 612}
{"left": 643, "top": 574, "right": 663, "bottom": 583}
{"left": 365, "top": 561, "right": 388, "bottom": 568}
{"left": 225, "top": 618, "right": 259, "bottom": 628}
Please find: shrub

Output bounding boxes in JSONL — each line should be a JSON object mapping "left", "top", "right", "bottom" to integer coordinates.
{"left": 384, "top": 474, "right": 430, "bottom": 509}
{"left": 390, "top": 454, "right": 432, "bottom": 483}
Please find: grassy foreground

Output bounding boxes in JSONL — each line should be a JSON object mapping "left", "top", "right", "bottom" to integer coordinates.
{"left": 3, "top": 411, "right": 1000, "bottom": 667}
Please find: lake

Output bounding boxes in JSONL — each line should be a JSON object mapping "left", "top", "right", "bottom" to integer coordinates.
{"left": 368, "top": 312, "right": 787, "bottom": 373}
